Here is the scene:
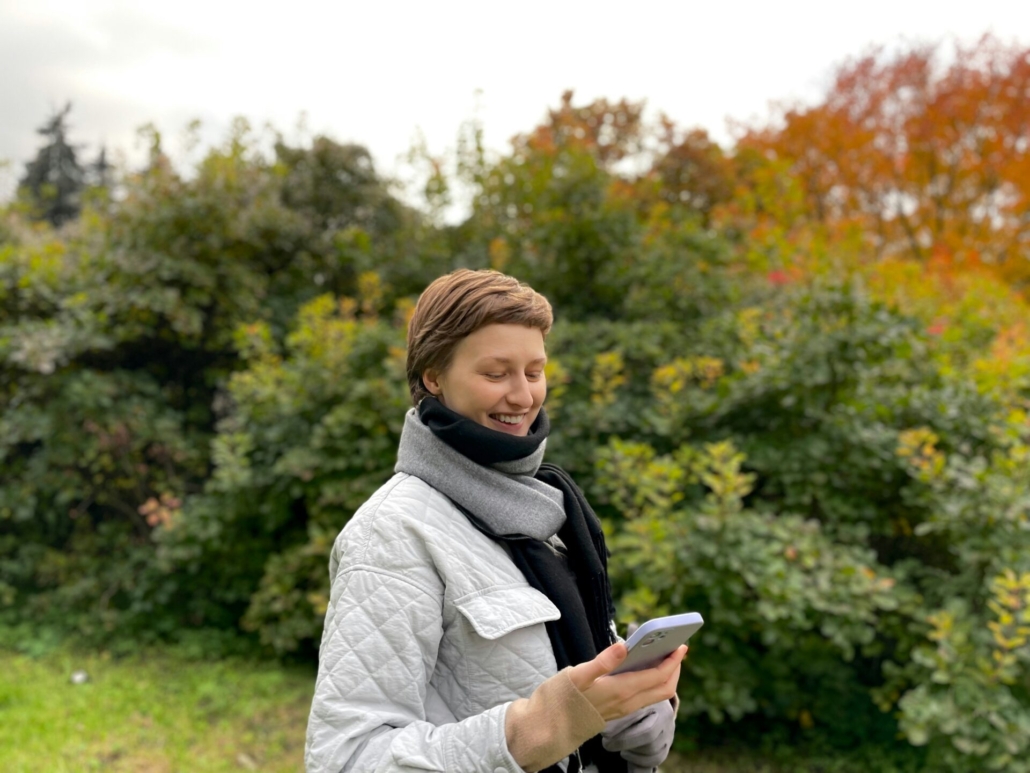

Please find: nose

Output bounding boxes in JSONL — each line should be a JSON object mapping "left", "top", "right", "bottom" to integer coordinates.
{"left": 507, "top": 374, "right": 533, "bottom": 409}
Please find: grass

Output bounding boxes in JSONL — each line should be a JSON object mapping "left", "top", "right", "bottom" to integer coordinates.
{"left": 1, "top": 646, "right": 913, "bottom": 772}
{"left": 0, "top": 646, "right": 315, "bottom": 773}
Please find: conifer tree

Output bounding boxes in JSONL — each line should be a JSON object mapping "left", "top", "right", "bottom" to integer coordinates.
{"left": 18, "top": 103, "right": 85, "bottom": 226}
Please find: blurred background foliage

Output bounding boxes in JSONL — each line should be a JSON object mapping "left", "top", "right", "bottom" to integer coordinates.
{"left": 3, "top": 35, "right": 1030, "bottom": 772}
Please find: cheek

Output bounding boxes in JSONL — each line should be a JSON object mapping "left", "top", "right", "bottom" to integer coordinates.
{"left": 534, "top": 380, "right": 547, "bottom": 405}
{"left": 474, "top": 381, "right": 506, "bottom": 408}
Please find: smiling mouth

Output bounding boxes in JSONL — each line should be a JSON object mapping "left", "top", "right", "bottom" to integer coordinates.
{"left": 490, "top": 413, "right": 527, "bottom": 428}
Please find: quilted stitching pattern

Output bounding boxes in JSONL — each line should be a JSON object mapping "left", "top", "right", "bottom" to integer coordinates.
{"left": 305, "top": 473, "right": 567, "bottom": 773}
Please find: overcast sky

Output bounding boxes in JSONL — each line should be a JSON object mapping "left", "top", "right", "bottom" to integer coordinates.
{"left": 2, "top": 0, "right": 1029, "bottom": 203}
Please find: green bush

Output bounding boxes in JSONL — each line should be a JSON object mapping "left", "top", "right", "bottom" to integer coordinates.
{"left": 155, "top": 293, "right": 410, "bottom": 656}
{"left": 0, "top": 127, "right": 416, "bottom": 648}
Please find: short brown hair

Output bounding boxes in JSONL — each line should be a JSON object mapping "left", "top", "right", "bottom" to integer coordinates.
{"left": 406, "top": 269, "right": 553, "bottom": 405}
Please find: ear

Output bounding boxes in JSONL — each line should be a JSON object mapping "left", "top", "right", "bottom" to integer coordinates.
{"left": 422, "top": 368, "right": 443, "bottom": 396}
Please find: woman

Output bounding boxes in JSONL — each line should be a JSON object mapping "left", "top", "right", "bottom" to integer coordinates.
{"left": 306, "top": 269, "right": 686, "bottom": 773}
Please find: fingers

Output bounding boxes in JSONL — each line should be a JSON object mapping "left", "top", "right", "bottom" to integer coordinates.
{"left": 569, "top": 642, "right": 627, "bottom": 691}
{"left": 617, "top": 647, "right": 686, "bottom": 714}
{"left": 638, "top": 645, "right": 687, "bottom": 683}
{"left": 630, "top": 661, "right": 682, "bottom": 712}
{"left": 666, "top": 644, "right": 688, "bottom": 665}
{"left": 601, "top": 644, "right": 686, "bottom": 698}
{"left": 573, "top": 642, "right": 688, "bottom": 722}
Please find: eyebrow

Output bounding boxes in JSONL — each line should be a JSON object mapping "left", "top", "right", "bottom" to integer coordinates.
{"left": 478, "top": 356, "right": 547, "bottom": 365}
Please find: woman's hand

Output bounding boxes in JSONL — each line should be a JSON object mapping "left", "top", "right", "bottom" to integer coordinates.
{"left": 567, "top": 642, "right": 687, "bottom": 721}
{"left": 504, "top": 643, "right": 687, "bottom": 771}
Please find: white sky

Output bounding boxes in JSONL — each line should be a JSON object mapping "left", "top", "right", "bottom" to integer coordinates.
{"left": 2, "top": 0, "right": 1029, "bottom": 205}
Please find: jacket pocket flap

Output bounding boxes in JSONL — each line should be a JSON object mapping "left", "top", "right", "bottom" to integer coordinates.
{"left": 455, "top": 586, "right": 560, "bottom": 640}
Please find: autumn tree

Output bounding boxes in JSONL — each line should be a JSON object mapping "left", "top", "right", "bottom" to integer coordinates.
{"left": 523, "top": 89, "right": 647, "bottom": 169}
{"left": 737, "top": 35, "right": 1030, "bottom": 283}
{"left": 639, "top": 120, "right": 735, "bottom": 225}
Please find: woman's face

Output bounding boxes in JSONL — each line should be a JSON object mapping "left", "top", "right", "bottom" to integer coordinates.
{"left": 423, "top": 323, "right": 547, "bottom": 437}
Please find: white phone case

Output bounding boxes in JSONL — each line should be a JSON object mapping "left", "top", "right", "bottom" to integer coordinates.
{"left": 610, "top": 612, "right": 704, "bottom": 674}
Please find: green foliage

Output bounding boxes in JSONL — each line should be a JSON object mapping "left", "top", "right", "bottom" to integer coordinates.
{"left": 155, "top": 292, "right": 410, "bottom": 656}
{"left": 883, "top": 430, "right": 1030, "bottom": 771}
{"left": 599, "top": 438, "right": 904, "bottom": 739}
{"left": 589, "top": 279, "right": 1029, "bottom": 770}
{"left": 462, "top": 141, "right": 637, "bottom": 319}
{"left": 0, "top": 124, "right": 416, "bottom": 649}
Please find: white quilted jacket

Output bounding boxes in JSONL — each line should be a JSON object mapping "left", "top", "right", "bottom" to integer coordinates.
{"left": 305, "top": 471, "right": 571, "bottom": 773}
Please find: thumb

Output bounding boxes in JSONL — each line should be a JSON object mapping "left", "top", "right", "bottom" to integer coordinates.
{"left": 569, "top": 642, "right": 627, "bottom": 691}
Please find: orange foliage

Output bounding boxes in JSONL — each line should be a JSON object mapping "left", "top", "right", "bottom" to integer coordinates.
{"left": 507, "top": 93, "right": 738, "bottom": 227}
{"left": 645, "top": 120, "right": 735, "bottom": 224}
{"left": 737, "top": 35, "right": 1030, "bottom": 288}
{"left": 513, "top": 90, "right": 646, "bottom": 166}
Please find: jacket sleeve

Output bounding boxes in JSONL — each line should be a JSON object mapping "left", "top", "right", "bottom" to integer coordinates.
{"left": 304, "top": 562, "right": 528, "bottom": 773}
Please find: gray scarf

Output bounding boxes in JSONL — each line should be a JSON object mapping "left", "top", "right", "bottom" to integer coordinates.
{"left": 394, "top": 408, "right": 566, "bottom": 541}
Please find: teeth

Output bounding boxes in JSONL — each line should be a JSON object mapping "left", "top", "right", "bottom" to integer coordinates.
{"left": 493, "top": 414, "right": 525, "bottom": 424}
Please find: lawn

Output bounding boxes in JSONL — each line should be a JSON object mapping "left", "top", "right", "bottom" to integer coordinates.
{"left": 0, "top": 646, "right": 315, "bottom": 773}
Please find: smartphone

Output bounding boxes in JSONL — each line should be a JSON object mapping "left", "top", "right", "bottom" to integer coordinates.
{"left": 610, "top": 612, "right": 704, "bottom": 675}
